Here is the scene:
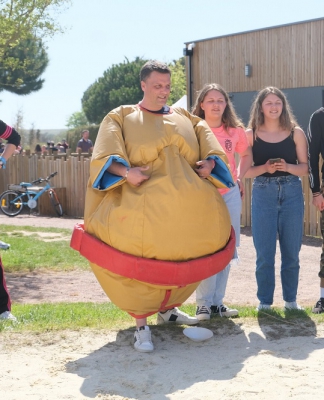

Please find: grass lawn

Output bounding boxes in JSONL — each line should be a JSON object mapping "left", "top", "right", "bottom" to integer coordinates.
{"left": 0, "top": 224, "right": 89, "bottom": 272}
{"left": 1, "top": 303, "right": 323, "bottom": 333}
{"left": 1, "top": 225, "right": 323, "bottom": 335}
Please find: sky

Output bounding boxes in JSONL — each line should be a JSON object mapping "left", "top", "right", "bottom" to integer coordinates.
{"left": 0, "top": 0, "right": 323, "bottom": 130}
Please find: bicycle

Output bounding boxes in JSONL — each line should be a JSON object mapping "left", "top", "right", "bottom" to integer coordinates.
{"left": 0, "top": 172, "right": 63, "bottom": 217}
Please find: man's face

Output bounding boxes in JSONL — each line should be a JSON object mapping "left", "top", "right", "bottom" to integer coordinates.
{"left": 83, "top": 131, "right": 89, "bottom": 140}
{"left": 141, "top": 71, "right": 171, "bottom": 110}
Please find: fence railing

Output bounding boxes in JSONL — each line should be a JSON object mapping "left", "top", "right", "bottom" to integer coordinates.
{"left": 0, "top": 154, "right": 321, "bottom": 236}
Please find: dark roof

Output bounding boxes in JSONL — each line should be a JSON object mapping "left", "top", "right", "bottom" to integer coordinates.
{"left": 184, "top": 16, "right": 324, "bottom": 45}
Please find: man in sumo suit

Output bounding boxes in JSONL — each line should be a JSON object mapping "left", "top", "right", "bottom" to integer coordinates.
{"left": 71, "top": 60, "right": 235, "bottom": 352}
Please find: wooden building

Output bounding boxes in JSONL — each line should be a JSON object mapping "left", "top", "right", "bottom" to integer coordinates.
{"left": 184, "top": 17, "right": 324, "bottom": 131}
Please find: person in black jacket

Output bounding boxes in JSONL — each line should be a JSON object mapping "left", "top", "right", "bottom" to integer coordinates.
{"left": 0, "top": 120, "right": 21, "bottom": 321}
{"left": 307, "top": 108, "right": 324, "bottom": 314}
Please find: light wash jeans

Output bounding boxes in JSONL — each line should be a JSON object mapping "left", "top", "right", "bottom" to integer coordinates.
{"left": 252, "top": 175, "right": 304, "bottom": 305}
{"left": 196, "top": 184, "right": 241, "bottom": 307}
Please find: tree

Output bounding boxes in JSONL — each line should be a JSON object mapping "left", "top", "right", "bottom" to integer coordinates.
{"left": 168, "top": 57, "right": 186, "bottom": 105}
{"left": 82, "top": 57, "right": 148, "bottom": 124}
{"left": 0, "top": 0, "right": 70, "bottom": 94}
{"left": 0, "top": 36, "right": 49, "bottom": 94}
{"left": 28, "top": 123, "right": 35, "bottom": 147}
{"left": 66, "top": 110, "right": 89, "bottom": 129}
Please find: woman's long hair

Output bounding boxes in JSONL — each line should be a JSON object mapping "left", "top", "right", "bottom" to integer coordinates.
{"left": 248, "top": 86, "right": 298, "bottom": 131}
{"left": 192, "top": 83, "right": 244, "bottom": 130}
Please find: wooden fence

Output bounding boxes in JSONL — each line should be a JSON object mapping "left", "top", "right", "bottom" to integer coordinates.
{"left": 0, "top": 154, "right": 321, "bottom": 236}
{"left": 0, "top": 153, "right": 90, "bottom": 218}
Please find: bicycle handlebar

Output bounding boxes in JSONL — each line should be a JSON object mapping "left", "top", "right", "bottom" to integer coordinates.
{"left": 31, "top": 172, "right": 58, "bottom": 185}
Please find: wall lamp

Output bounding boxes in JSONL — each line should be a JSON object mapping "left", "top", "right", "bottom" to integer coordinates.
{"left": 183, "top": 42, "right": 195, "bottom": 56}
{"left": 245, "top": 64, "right": 252, "bottom": 77}
{"left": 183, "top": 43, "right": 195, "bottom": 108}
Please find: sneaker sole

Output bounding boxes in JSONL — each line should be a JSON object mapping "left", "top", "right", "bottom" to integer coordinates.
{"left": 157, "top": 314, "right": 198, "bottom": 325}
{"left": 196, "top": 314, "right": 211, "bottom": 321}
{"left": 134, "top": 345, "right": 154, "bottom": 353}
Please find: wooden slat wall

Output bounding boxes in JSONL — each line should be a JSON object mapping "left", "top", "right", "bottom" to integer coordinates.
{"left": 190, "top": 19, "right": 324, "bottom": 98}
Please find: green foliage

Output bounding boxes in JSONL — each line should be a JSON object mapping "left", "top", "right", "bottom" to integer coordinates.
{"left": 168, "top": 57, "right": 186, "bottom": 105}
{"left": 66, "top": 110, "right": 89, "bottom": 129}
{"left": 82, "top": 57, "right": 148, "bottom": 124}
{"left": 0, "top": 0, "right": 71, "bottom": 95}
{"left": 0, "top": 225, "right": 89, "bottom": 272}
{"left": 66, "top": 124, "right": 99, "bottom": 152}
{"left": 0, "top": 36, "right": 49, "bottom": 94}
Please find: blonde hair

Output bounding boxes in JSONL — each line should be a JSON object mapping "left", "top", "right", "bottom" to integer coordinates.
{"left": 248, "top": 86, "right": 298, "bottom": 131}
{"left": 191, "top": 83, "right": 244, "bottom": 130}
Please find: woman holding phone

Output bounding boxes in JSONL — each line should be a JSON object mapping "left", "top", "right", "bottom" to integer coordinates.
{"left": 192, "top": 83, "right": 252, "bottom": 320}
{"left": 245, "top": 87, "right": 308, "bottom": 310}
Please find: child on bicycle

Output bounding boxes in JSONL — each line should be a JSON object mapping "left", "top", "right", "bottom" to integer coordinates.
{"left": 0, "top": 119, "right": 21, "bottom": 321}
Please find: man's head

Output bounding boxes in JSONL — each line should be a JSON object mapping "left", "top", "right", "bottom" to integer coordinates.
{"left": 82, "top": 130, "right": 89, "bottom": 140}
{"left": 140, "top": 60, "right": 171, "bottom": 110}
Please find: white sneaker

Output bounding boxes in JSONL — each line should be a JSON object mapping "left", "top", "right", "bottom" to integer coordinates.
{"left": 256, "top": 303, "right": 272, "bottom": 311}
{"left": 0, "top": 240, "right": 10, "bottom": 250}
{"left": 0, "top": 311, "right": 17, "bottom": 321}
{"left": 157, "top": 308, "right": 198, "bottom": 325}
{"left": 134, "top": 326, "right": 154, "bottom": 353}
{"left": 196, "top": 305, "right": 211, "bottom": 321}
{"left": 285, "top": 301, "right": 303, "bottom": 310}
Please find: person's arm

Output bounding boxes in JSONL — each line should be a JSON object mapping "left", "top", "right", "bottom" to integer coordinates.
{"left": 307, "top": 110, "right": 324, "bottom": 194}
{"left": 272, "top": 128, "right": 308, "bottom": 177}
{"left": 0, "top": 121, "right": 21, "bottom": 169}
{"left": 244, "top": 130, "right": 270, "bottom": 178}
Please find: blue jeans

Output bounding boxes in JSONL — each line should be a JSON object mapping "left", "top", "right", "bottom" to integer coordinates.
{"left": 196, "top": 184, "right": 241, "bottom": 307}
{"left": 252, "top": 175, "right": 304, "bottom": 305}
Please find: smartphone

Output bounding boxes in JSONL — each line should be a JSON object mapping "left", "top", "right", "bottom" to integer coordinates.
{"left": 269, "top": 158, "right": 281, "bottom": 164}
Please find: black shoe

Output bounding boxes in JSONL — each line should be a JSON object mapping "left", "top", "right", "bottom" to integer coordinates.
{"left": 210, "top": 304, "right": 238, "bottom": 317}
{"left": 312, "top": 298, "right": 324, "bottom": 314}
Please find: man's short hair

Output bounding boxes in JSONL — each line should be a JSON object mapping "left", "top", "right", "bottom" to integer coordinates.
{"left": 140, "top": 60, "right": 171, "bottom": 82}
{"left": 81, "top": 130, "right": 89, "bottom": 136}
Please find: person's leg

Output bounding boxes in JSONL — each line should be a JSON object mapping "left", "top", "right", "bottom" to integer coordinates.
{"left": 313, "top": 199, "right": 324, "bottom": 313}
{"left": 212, "top": 185, "right": 241, "bottom": 311}
{"left": 0, "top": 257, "right": 11, "bottom": 314}
{"left": 252, "top": 177, "right": 278, "bottom": 307}
{"left": 133, "top": 317, "right": 154, "bottom": 353}
{"left": 278, "top": 177, "right": 303, "bottom": 308}
{"left": 0, "top": 256, "right": 16, "bottom": 320}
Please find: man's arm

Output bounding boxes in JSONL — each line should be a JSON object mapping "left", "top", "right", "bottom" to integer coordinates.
{"left": 307, "top": 109, "right": 324, "bottom": 194}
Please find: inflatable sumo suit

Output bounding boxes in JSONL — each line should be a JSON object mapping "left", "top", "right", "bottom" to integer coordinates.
{"left": 71, "top": 105, "right": 236, "bottom": 318}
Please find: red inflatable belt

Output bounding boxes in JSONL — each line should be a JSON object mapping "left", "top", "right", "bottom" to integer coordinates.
{"left": 70, "top": 223, "right": 235, "bottom": 286}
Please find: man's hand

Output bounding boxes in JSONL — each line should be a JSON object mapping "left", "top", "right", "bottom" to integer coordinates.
{"left": 195, "top": 159, "right": 215, "bottom": 179}
{"left": 312, "top": 194, "right": 324, "bottom": 211}
{"left": 127, "top": 166, "right": 150, "bottom": 186}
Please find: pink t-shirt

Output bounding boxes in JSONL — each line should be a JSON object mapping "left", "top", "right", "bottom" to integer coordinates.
{"left": 211, "top": 125, "right": 249, "bottom": 195}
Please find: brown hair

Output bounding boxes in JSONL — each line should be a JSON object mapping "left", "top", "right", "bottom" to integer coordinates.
{"left": 140, "top": 60, "right": 171, "bottom": 82}
{"left": 248, "top": 86, "right": 298, "bottom": 131}
{"left": 191, "top": 83, "right": 244, "bottom": 130}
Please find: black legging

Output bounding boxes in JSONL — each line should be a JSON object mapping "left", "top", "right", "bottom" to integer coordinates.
{"left": 0, "top": 257, "right": 11, "bottom": 314}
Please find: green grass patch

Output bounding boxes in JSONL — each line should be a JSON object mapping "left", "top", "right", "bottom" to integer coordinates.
{"left": 0, "top": 224, "right": 89, "bottom": 272}
{"left": 1, "top": 303, "right": 323, "bottom": 334}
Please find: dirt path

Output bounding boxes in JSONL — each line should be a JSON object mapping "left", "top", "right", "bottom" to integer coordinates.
{"left": 1, "top": 214, "right": 322, "bottom": 308}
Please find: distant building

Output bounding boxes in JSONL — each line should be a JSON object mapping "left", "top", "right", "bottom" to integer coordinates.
{"left": 183, "top": 17, "right": 324, "bottom": 130}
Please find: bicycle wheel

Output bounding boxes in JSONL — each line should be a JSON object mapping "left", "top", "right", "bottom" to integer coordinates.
{"left": 48, "top": 190, "right": 63, "bottom": 217}
{"left": 0, "top": 190, "right": 24, "bottom": 216}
